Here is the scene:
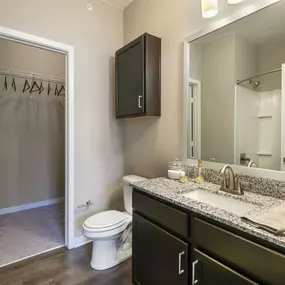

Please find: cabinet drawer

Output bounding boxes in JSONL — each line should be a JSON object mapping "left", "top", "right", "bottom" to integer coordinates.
{"left": 133, "top": 190, "right": 188, "bottom": 239}
{"left": 194, "top": 218, "right": 285, "bottom": 285}
{"left": 193, "top": 249, "right": 258, "bottom": 285}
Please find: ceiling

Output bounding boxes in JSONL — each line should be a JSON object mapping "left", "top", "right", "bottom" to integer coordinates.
{"left": 102, "top": 0, "right": 134, "bottom": 10}
{"left": 192, "top": 1, "right": 285, "bottom": 46}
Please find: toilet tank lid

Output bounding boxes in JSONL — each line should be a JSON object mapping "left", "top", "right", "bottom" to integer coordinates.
{"left": 123, "top": 175, "right": 146, "bottom": 184}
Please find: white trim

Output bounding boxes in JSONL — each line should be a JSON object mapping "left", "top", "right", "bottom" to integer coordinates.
{"left": 72, "top": 235, "right": 92, "bottom": 248}
{"left": 0, "top": 26, "right": 75, "bottom": 249}
{"left": 183, "top": 0, "right": 285, "bottom": 181}
{"left": 281, "top": 64, "right": 285, "bottom": 172}
{"left": 0, "top": 198, "right": 64, "bottom": 216}
{"left": 234, "top": 85, "right": 238, "bottom": 165}
{"left": 0, "top": 245, "right": 65, "bottom": 269}
{"left": 188, "top": 78, "right": 201, "bottom": 160}
{"left": 183, "top": 41, "right": 190, "bottom": 161}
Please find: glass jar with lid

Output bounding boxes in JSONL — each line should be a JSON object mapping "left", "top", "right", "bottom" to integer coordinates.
{"left": 168, "top": 159, "right": 184, "bottom": 180}
{"left": 168, "top": 158, "right": 183, "bottom": 171}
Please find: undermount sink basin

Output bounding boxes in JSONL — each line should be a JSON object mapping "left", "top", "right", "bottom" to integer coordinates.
{"left": 181, "top": 190, "right": 258, "bottom": 216}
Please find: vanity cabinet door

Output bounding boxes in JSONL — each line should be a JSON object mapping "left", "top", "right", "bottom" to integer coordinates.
{"left": 133, "top": 213, "right": 188, "bottom": 285}
{"left": 192, "top": 249, "right": 258, "bottom": 285}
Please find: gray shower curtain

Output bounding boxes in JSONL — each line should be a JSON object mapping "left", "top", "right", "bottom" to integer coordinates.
{"left": 0, "top": 76, "right": 65, "bottom": 209}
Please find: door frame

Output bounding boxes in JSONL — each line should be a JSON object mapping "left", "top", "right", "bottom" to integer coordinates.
{"left": 0, "top": 26, "right": 75, "bottom": 249}
{"left": 281, "top": 64, "right": 285, "bottom": 171}
{"left": 186, "top": 78, "right": 201, "bottom": 160}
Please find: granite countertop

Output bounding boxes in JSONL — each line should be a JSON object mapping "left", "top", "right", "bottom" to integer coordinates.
{"left": 132, "top": 177, "right": 285, "bottom": 249}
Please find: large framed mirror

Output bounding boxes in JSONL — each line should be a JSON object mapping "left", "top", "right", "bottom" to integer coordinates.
{"left": 184, "top": 0, "right": 285, "bottom": 178}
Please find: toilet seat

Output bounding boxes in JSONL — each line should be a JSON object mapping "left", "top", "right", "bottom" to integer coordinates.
{"left": 84, "top": 210, "right": 127, "bottom": 230}
{"left": 83, "top": 211, "right": 132, "bottom": 238}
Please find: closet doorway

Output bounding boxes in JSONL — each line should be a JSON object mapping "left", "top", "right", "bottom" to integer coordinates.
{"left": 0, "top": 27, "right": 74, "bottom": 267}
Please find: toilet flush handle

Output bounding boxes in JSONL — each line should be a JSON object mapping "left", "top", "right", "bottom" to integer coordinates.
{"left": 77, "top": 200, "right": 93, "bottom": 208}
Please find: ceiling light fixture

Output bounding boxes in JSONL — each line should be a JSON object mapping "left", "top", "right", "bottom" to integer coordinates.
{"left": 228, "top": 0, "right": 244, "bottom": 4}
{"left": 201, "top": 0, "right": 218, "bottom": 18}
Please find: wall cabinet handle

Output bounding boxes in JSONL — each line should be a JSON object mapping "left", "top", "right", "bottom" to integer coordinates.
{"left": 192, "top": 260, "right": 199, "bottom": 284}
{"left": 138, "top": 95, "right": 143, "bottom": 108}
{"left": 178, "top": 251, "right": 185, "bottom": 275}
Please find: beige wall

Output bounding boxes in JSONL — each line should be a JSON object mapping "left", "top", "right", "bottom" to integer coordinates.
{"left": 0, "top": 39, "right": 65, "bottom": 209}
{"left": 201, "top": 34, "right": 235, "bottom": 164}
{"left": 123, "top": 0, "right": 270, "bottom": 178}
{"left": 257, "top": 39, "right": 285, "bottom": 91}
{"left": 0, "top": 39, "right": 65, "bottom": 78}
{"left": 234, "top": 35, "right": 258, "bottom": 85}
{"left": 0, "top": 0, "right": 124, "bottom": 237}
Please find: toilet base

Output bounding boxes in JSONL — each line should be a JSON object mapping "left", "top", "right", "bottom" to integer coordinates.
{"left": 90, "top": 239, "right": 132, "bottom": 270}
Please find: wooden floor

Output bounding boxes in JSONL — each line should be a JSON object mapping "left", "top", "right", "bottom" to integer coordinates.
{"left": 0, "top": 243, "right": 132, "bottom": 285}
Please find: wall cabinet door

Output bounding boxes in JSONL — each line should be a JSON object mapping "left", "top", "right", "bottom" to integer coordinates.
{"left": 133, "top": 213, "right": 188, "bottom": 285}
{"left": 116, "top": 36, "right": 145, "bottom": 118}
{"left": 115, "top": 33, "right": 161, "bottom": 119}
{"left": 192, "top": 249, "right": 258, "bottom": 285}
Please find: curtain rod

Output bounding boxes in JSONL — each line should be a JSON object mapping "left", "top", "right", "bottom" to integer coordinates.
{"left": 0, "top": 68, "right": 65, "bottom": 84}
{"left": 237, "top": 68, "right": 282, "bottom": 85}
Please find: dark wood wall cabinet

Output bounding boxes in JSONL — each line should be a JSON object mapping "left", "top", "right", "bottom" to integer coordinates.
{"left": 132, "top": 188, "right": 285, "bottom": 285}
{"left": 115, "top": 33, "right": 161, "bottom": 119}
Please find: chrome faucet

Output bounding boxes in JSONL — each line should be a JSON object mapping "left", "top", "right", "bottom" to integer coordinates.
{"left": 219, "top": 165, "right": 244, "bottom": 196}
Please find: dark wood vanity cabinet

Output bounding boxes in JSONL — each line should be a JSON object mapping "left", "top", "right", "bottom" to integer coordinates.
{"left": 132, "top": 188, "right": 285, "bottom": 285}
{"left": 115, "top": 33, "right": 161, "bottom": 119}
{"left": 133, "top": 213, "right": 188, "bottom": 285}
{"left": 133, "top": 190, "right": 188, "bottom": 285}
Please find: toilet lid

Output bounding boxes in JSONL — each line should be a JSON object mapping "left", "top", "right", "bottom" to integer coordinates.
{"left": 84, "top": 210, "right": 127, "bottom": 229}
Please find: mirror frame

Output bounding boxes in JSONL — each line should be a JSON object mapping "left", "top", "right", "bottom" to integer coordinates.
{"left": 183, "top": 0, "right": 285, "bottom": 181}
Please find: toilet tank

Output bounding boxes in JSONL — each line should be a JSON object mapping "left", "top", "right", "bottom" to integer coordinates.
{"left": 123, "top": 175, "right": 146, "bottom": 214}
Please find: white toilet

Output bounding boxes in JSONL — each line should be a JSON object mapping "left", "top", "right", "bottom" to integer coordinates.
{"left": 83, "top": 175, "right": 146, "bottom": 270}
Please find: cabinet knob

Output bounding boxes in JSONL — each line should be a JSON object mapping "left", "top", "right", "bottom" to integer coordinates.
{"left": 283, "top": 157, "right": 285, "bottom": 163}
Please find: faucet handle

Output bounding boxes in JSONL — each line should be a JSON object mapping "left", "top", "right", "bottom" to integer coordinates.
{"left": 236, "top": 180, "right": 244, "bottom": 195}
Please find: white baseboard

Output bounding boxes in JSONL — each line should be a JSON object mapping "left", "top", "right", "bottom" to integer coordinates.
{"left": 72, "top": 235, "right": 92, "bottom": 248}
{"left": 0, "top": 197, "right": 64, "bottom": 215}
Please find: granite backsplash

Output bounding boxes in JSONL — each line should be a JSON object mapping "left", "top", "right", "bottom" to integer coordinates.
{"left": 183, "top": 165, "right": 285, "bottom": 200}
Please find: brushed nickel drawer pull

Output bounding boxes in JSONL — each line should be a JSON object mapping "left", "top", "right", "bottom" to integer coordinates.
{"left": 178, "top": 251, "right": 185, "bottom": 275}
{"left": 192, "top": 260, "right": 199, "bottom": 284}
{"left": 138, "top": 95, "right": 143, "bottom": 108}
